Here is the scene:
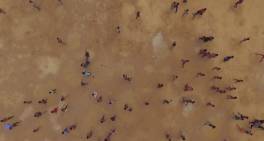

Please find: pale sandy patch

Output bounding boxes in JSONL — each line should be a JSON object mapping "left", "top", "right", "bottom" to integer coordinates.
{"left": 0, "top": 91, "right": 24, "bottom": 108}
{"left": 152, "top": 32, "right": 169, "bottom": 58}
{"left": 144, "top": 64, "right": 154, "bottom": 74}
{"left": 68, "top": 33, "right": 82, "bottom": 50}
{"left": 37, "top": 57, "right": 60, "bottom": 78}
{"left": 182, "top": 103, "right": 195, "bottom": 117}
{"left": 19, "top": 105, "right": 33, "bottom": 121}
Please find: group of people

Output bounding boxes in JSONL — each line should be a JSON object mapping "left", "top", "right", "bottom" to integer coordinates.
{"left": 0, "top": 0, "right": 262, "bottom": 140}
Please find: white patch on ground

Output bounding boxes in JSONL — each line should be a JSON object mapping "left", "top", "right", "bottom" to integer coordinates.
{"left": 37, "top": 57, "right": 60, "bottom": 78}
{"left": 19, "top": 105, "right": 33, "bottom": 121}
{"left": 182, "top": 103, "right": 195, "bottom": 117}
{"left": 152, "top": 32, "right": 169, "bottom": 58}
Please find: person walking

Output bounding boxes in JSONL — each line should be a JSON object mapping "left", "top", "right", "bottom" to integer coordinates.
{"left": 255, "top": 53, "right": 264, "bottom": 62}
{"left": 233, "top": 113, "right": 243, "bottom": 120}
{"left": 163, "top": 99, "right": 170, "bottom": 104}
{"left": 184, "top": 84, "right": 193, "bottom": 91}
{"left": 92, "top": 92, "right": 97, "bottom": 99}
{"left": 158, "top": 83, "right": 164, "bottom": 88}
{"left": 197, "top": 72, "right": 205, "bottom": 77}
{"left": 198, "top": 49, "right": 207, "bottom": 56}
{"left": 198, "top": 8, "right": 207, "bottom": 15}
{"left": 179, "top": 131, "right": 185, "bottom": 140}
{"left": 124, "top": 104, "right": 128, "bottom": 110}
{"left": 123, "top": 74, "right": 128, "bottom": 80}
{"left": 171, "top": 2, "right": 176, "bottom": 10}
{"left": 226, "top": 86, "right": 236, "bottom": 90}
{"left": 85, "top": 50, "right": 90, "bottom": 59}
{"left": 33, "top": 126, "right": 41, "bottom": 132}
{"left": 110, "top": 115, "right": 116, "bottom": 121}
{"left": 0, "top": 8, "right": 6, "bottom": 14}
{"left": 239, "top": 37, "right": 250, "bottom": 44}
{"left": 29, "top": 1, "right": 40, "bottom": 11}
{"left": 234, "top": 0, "right": 244, "bottom": 8}
{"left": 61, "top": 95, "right": 69, "bottom": 101}
{"left": 105, "top": 133, "right": 111, "bottom": 141}
{"left": 62, "top": 127, "right": 69, "bottom": 134}
{"left": 181, "top": 59, "right": 189, "bottom": 68}
{"left": 145, "top": 102, "right": 149, "bottom": 105}
{"left": 226, "top": 95, "right": 237, "bottom": 99}
{"left": 166, "top": 132, "right": 172, "bottom": 141}
{"left": 206, "top": 101, "right": 215, "bottom": 107}
{"left": 61, "top": 105, "right": 68, "bottom": 112}
{"left": 49, "top": 89, "right": 56, "bottom": 94}
{"left": 172, "top": 75, "right": 178, "bottom": 80}
{"left": 10, "top": 120, "right": 22, "bottom": 129}
{"left": 85, "top": 59, "right": 90, "bottom": 65}
{"left": 38, "top": 99, "right": 47, "bottom": 105}
{"left": 224, "top": 56, "right": 234, "bottom": 62}
{"left": 211, "top": 85, "right": 219, "bottom": 90}
{"left": 205, "top": 121, "right": 216, "bottom": 129}
{"left": 212, "top": 67, "right": 221, "bottom": 71}
{"left": 233, "top": 78, "right": 243, "bottom": 83}
{"left": 58, "top": 0, "right": 63, "bottom": 5}
{"left": 24, "top": 101, "right": 32, "bottom": 104}
{"left": 182, "top": 97, "right": 195, "bottom": 105}
{"left": 209, "top": 53, "right": 218, "bottom": 59}
{"left": 110, "top": 129, "right": 115, "bottom": 135}
{"left": 87, "top": 130, "right": 93, "bottom": 139}
{"left": 100, "top": 115, "right": 105, "bottom": 123}
{"left": 128, "top": 108, "right": 133, "bottom": 112}
{"left": 175, "top": 3, "right": 179, "bottom": 13}
{"left": 237, "top": 125, "right": 244, "bottom": 132}
{"left": 116, "top": 26, "right": 120, "bottom": 33}
{"left": 82, "top": 71, "right": 91, "bottom": 76}
{"left": 1, "top": 116, "right": 14, "bottom": 122}
{"left": 238, "top": 113, "right": 249, "bottom": 120}
{"left": 192, "top": 10, "right": 199, "bottom": 20}
{"left": 202, "top": 52, "right": 210, "bottom": 57}
{"left": 57, "top": 38, "right": 65, "bottom": 44}
{"left": 97, "top": 96, "right": 102, "bottom": 102}
{"left": 81, "top": 60, "right": 89, "bottom": 68}
{"left": 217, "top": 89, "right": 226, "bottom": 94}
{"left": 34, "top": 111, "right": 47, "bottom": 118}
{"left": 109, "top": 99, "right": 115, "bottom": 104}
{"left": 51, "top": 107, "right": 58, "bottom": 113}
{"left": 244, "top": 129, "right": 253, "bottom": 135}
{"left": 200, "top": 36, "right": 214, "bottom": 42}
{"left": 70, "top": 124, "right": 77, "bottom": 130}
{"left": 81, "top": 81, "right": 88, "bottom": 86}
{"left": 136, "top": 11, "right": 140, "bottom": 19}
{"left": 171, "top": 41, "right": 176, "bottom": 50}
{"left": 213, "top": 76, "right": 222, "bottom": 79}
{"left": 127, "top": 76, "right": 132, "bottom": 83}
{"left": 182, "top": 9, "right": 189, "bottom": 17}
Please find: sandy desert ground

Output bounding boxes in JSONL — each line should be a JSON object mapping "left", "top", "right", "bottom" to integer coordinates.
{"left": 0, "top": 0, "right": 264, "bottom": 141}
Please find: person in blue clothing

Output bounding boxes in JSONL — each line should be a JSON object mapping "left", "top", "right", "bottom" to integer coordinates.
{"left": 62, "top": 127, "right": 69, "bottom": 134}
{"left": 224, "top": 56, "right": 234, "bottom": 62}
{"left": 81, "top": 59, "right": 90, "bottom": 68}
{"left": 82, "top": 71, "right": 91, "bottom": 76}
{"left": 29, "top": 1, "right": 40, "bottom": 11}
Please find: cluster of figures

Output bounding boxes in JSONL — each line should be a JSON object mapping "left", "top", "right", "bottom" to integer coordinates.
{"left": 0, "top": 0, "right": 262, "bottom": 141}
